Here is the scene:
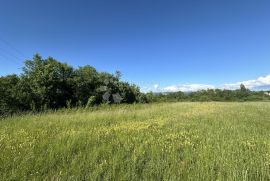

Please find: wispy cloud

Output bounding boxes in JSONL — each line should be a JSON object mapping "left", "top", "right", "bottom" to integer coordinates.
{"left": 144, "top": 74, "right": 270, "bottom": 92}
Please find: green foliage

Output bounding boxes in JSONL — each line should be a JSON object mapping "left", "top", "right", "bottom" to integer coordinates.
{"left": 0, "top": 74, "right": 21, "bottom": 115}
{"left": 73, "top": 66, "right": 98, "bottom": 105}
{"left": 85, "top": 96, "right": 96, "bottom": 108}
{"left": 150, "top": 87, "right": 270, "bottom": 103}
{"left": 21, "top": 54, "right": 74, "bottom": 109}
{"left": 0, "top": 54, "right": 143, "bottom": 115}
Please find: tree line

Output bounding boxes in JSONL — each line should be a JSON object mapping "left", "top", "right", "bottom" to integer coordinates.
{"left": 145, "top": 84, "right": 270, "bottom": 102}
{"left": 0, "top": 54, "right": 147, "bottom": 116}
{"left": 1, "top": 54, "right": 269, "bottom": 116}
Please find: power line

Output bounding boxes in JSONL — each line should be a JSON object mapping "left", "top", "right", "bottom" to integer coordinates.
{"left": 0, "top": 35, "right": 28, "bottom": 59}
{"left": 0, "top": 46, "right": 23, "bottom": 64}
{"left": 0, "top": 51, "right": 22, "bottom": 68}
{"left": 0, "top": 34, "right": 30, "bottom": 75}
{"left": 0, "top": 33, "right": 31, "bottom": 65}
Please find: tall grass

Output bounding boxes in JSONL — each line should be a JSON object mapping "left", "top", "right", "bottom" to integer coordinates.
{"left": 1, "top": 102, "right": 270, "bottom": 180}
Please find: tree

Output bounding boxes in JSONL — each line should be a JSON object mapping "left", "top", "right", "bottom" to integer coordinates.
{"left": 21, "top": 54, "right": 74, "bottom": 109}
{"left": 240, "top": 84, "right": 247, "bottom": 92}
{"left": 0, "top": 54, "right": 145, "bottom": 115}
{"left": 237, "top": 84, "right": 250, "bottom": 100}
{"left": 0, "top": 75, "right": 20, "bottom": 115}
{"left": 115, "top": 70, "right": 122, "bottom": 80}
{"left": 73, "top": 66, "right": 98, "bottom": 105}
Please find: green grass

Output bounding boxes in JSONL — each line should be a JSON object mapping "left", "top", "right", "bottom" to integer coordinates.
{"left": 1, "top": 102, "right": 270, "bottom": 180}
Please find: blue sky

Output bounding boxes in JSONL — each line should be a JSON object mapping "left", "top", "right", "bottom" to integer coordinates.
{"left": 0, "top": 0, "right": 270, "bottom": 92}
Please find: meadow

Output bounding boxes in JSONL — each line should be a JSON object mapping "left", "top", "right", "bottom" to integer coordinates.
{"left": 1, "top": 102, "right": 270, "bottom": 180}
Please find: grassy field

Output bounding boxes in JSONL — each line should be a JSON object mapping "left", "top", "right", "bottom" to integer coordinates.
{"left": 1, "top": 102, "right": 270, "bottom": 180}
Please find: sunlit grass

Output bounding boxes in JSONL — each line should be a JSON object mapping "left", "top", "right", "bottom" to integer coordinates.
{"left": 1, "top": 102, "right": 270, "bottom": 180}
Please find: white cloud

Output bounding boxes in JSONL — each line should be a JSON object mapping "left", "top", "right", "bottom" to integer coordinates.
{"left": 140, "top": 83, "right": 161, "bottom": 93}
{"left": 153, "top": 84, "right": 159, "bottom": 89}
{"left": 223, "top": 74, "right": 270, "bottom": 90}
{"left": 163, "top": 84, "right": 215, "bottom": 92}
{"left": 144, "top": 74, "right": 270, "bottom": 92}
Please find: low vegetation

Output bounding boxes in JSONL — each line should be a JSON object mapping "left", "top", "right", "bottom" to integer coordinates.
{"left": 1, "top": 102, "right": 270, "bottom": 180}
